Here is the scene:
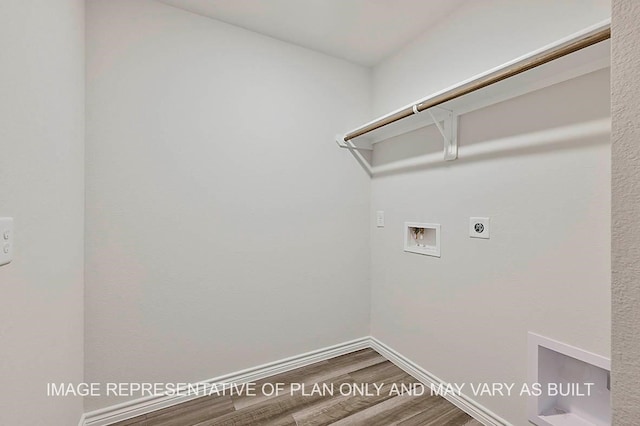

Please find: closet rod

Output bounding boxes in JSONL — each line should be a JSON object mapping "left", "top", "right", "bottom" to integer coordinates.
{"left": 344, "top": 23, "right": 610, "bottom": 142}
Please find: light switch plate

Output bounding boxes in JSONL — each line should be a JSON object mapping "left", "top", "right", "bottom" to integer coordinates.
{"left": 470, "top": 217, "right": 490, "bottom": 239}
{"left": 0, "top": 217, "right": 14, "bottom": 266}
{"left": 376, "top": 211, "right": 385, "bottom": 227}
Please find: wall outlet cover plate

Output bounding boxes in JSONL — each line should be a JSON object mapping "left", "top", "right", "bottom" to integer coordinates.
{"left": 469, "top": 217, "right": 490, "bottom": 239}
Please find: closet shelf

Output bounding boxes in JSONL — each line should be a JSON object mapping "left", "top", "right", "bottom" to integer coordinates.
{"left": 337, "top": 20, "right": 611, "bottom": 175}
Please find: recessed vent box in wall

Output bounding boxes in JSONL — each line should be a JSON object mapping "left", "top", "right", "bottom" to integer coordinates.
{"left": 404, "top": 222, "right": 440, "bottom": 257}
{"left": 528, "top": 332, "right": 611, "bottom": 426}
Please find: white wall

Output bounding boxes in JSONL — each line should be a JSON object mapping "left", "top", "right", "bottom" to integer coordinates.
{"left": 373, "top": 0, "right": 611, "bottom": 116}
{"left": 0, "top": 0, "right": 85, "bottom": 424}
{"left": 85, "top": 0, "right": 371, "bottom": 410}
{"left": 370, "top": 2, "right": 611, "bottom": 424}
{"left": 611, "top": 0, "right": 640, "bottom": 423}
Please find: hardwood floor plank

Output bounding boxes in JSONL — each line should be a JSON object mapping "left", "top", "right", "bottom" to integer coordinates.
{"left": 261, "top": 414, "right": 298, "bottom": 426}
{"left": 107, "top": 349, "right": 480, "bottom": 426}
{"left": 110, "top": 395, "right": 234, "bottom": 425}
{"left": 437, "top": 410, "right": 475, "bottom": 425}
{"left": 397, "top": 399, "right": 471, "bottom": 426}
{"left": 330, "top": 393, "right": 445, "bottom": 426}
{"left": 325, "top": 348, "right": 378, "bottom": 364}
{"left": 110, "top": 415, "right": 148, "bottom": 426}
{"left": 145, "top": 396, "right": 235, "bottom": 426}
{"left": 347, "top": 360, "right": 415, "bottom": 383}
{"left": 232, "top": 349, "right": 385, "bottom": 411}
{"left": 293, "top": 362, "right": 417, "bottom": 425}
{"left": 192, "top": 375, "right": 354, "bottom": 426}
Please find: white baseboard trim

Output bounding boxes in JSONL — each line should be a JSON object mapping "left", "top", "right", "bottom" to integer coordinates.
{"left": 369, "top": 337, "right": 511, "bottom": 426}
{"left": 81, "top": 337, "right": 370, "bottom": 426}
{"left": 81, "top": 336, "right": 509, "bottom": 426}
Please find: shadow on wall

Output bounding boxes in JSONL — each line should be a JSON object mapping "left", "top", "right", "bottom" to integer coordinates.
{"left": 370, "top": 69, "right": 611, "bottom": 177}
{"left": 373, "top": 119, "right": 609, "bottom": 177}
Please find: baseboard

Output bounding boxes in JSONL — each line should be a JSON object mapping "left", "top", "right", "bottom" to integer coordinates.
{"left": 81, "top": 336, "right": 509, "bottom": 426}
{"left": 81, "top": 337, "right": 370, "bottom": 426}
{"left": 369, "top": 337, "right": 511, "bottom": 426}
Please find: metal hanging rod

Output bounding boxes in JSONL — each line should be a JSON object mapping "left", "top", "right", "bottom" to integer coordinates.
{"left": 343, "top": 21, "right": 611, "bottom": 142}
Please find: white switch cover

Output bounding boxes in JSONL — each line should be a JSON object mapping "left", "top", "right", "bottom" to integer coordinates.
{"left": 0, "top": 218, "right": 13, "bottom": 266}
{"left": 470, "top": 217, "right": 490, "bottom": 239}
{"left": 376, "top": 211, "right": 385, "bottom": 227}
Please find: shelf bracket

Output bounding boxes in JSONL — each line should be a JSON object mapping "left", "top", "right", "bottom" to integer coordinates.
{"left": 335, "top": 135, "right": 373, "bottom": 176}
{"left": 335, "top": 137, "right": 372, "bottom": 151}
{"left": 425, "top": 107, "right": 458, "bottom": 161}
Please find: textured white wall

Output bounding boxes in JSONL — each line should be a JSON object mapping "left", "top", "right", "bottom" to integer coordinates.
{"left": 85, "top": 0, "right": 371, "bottom": 410}
{"left": 0, "top": 0, "right": 85, "bottom": 424}
{"left": 611, "top": 0, "right": 640, "bottom": 423}
{"left": 370, "top": 2, "right": 611, "bottom": 424}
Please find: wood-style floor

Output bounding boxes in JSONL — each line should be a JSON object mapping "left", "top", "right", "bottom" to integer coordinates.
{"left": 112, "top": 349, "right": 481, "bottom": 426}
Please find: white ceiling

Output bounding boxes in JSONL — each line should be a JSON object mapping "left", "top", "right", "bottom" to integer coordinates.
{"left": 157, "top": 0, "right": 465, "bottom": 66}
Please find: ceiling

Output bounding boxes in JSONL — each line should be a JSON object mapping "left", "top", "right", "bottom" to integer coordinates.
{"left": 157, "top": 0, "right": 465, "bottom": 66}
